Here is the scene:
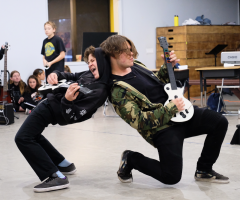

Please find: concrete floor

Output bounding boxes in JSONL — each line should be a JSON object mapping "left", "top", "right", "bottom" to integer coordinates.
{"left": 1, "top": 98, "right": 240, "bottom": 200}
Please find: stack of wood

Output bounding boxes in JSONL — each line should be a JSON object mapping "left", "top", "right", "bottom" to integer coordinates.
{"left": 156, "top": 25, "right": 240, "bottom": 97}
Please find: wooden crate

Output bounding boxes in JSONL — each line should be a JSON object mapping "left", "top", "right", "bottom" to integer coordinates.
{"left": 156, "top": 57, "right": 222, "bottom": 68}
{"left": 156, "top": 25, "right": 240, "bottom": 97}
{"left": 156, "top": 50, "right": 222, "bottom": 59}
{"left": 156, "top": 26, "right": 186, "bottom": 35}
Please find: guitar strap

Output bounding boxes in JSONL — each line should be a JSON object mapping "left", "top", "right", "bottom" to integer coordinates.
{"left": 132, "top": 65, "right": 164, "bottom": 86}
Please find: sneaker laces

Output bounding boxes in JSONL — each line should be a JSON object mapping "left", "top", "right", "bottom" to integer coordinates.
{"left": 45, "top": 176, "right": 57, "bottom": 183}
{"left": 211, "top": 170, "right": 223, "bottom": 177}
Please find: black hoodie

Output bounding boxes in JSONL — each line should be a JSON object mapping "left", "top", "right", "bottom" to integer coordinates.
{"left": 23, "top": 88, "right": 38, "bottom": 106}
{"left": 46, "top": 48, "right": 111, "bottom": 125}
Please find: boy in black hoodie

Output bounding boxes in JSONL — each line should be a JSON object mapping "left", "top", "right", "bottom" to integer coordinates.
{"left": 15, "top": 47, "right": 111, "bottom": 193}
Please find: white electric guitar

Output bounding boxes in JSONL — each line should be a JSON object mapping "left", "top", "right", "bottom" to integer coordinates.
{"left": 158, "top": 36, "right": 194, "bottom": 122}
{"left": 38, "top": 79, "right": 93, "bottom": 96}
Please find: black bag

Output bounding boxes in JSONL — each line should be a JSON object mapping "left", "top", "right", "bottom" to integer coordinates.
{"left": 207, "top": 93, "right": 223, "bottom": 112}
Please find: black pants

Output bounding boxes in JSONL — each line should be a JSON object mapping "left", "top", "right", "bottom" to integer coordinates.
{"left": 15, "top": 99, "right": 65, "bottom": 181}
{"left": 127, "top": 107, "right": 228, "bottom": 185}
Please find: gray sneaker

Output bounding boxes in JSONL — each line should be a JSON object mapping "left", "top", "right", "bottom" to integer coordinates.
{"left": 58, "top": 163, "right": 77, "bottom": 175}
{"left": 194, "top": 170, "right": 229, "bottom": 184}
{"left": 33, "top": 173, "right": 70, "bottom": 193}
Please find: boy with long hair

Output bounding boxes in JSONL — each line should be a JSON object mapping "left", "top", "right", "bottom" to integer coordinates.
{"left": 101, "top": 35, "right": 229, "bottom": 185}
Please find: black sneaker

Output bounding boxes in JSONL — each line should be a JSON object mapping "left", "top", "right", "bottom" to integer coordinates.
{"left": 33, "top": 173, "right": 70, "bottom": 192}
{"left": 194, "top": 170, "right": 229, "bottom": 184}
{"left": 117, "top": 150, "right": 133, "bottom": 183}
{"left": 58, "top": 163, "right": 77, "bottom": 175}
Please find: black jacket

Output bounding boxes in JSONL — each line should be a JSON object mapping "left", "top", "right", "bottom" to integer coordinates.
{"left": 47, "top": 70, "right": 108, "bottom": 125}
{"left": 0, "top": 48, "right": 4, "bottom": 60}
{"left": 23, "top": 88, "right": 38, "bottom": 106}
{"left": 9, "top": 82, "right": 27, "bottom": 104}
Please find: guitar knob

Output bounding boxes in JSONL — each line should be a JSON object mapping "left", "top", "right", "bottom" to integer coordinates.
{"left": 180, "top": 112, "right": 186, "bottom": 118}
{"left": 174, "top": 95, "right": 178, "bottom": 99}
{"left": 185, "top": 109, "right": 189, "bottom": 114}
{"left": 166, "top": 87, "right": 170, "bottom": 90}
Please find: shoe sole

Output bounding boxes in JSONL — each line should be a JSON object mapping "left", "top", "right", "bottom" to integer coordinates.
{"left": 33, "top": 183, "right": 70, "bottom": 193}
{"left": 117, "top": 151, "right": 133, "bottom": 183}
{"left": 194, "top": 176, "right": 229, "bottom": 184}
{"left": 118, "top": 175, "right": 133, "bottom": 183}
{"left": 61, "top": 169, "right": 77, "bottom": 175}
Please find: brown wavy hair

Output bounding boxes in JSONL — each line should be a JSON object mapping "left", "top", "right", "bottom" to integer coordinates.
{"left": 64, "top": 65, "right": 72, "bottom": 73}
{"left": 100, "top": 35, "right": 138, "bottom": 58}
{"left": 83, "top": 45, "right": 95, "bottom": 63}
{"left": 25, "top": 75, "right": 41, "bottom": 93}
{"left": 10, "top": 70, "right": 25, "bottom": 95}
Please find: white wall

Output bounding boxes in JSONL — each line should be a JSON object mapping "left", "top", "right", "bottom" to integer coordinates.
{"left": 0, "top": 0, "right": 239, "bottom": 82}
{"left": 0, "top": 0, "right": 48, "bottom": 83}
{"left": 120, "top": 0, "right": 239, "bottom": 69}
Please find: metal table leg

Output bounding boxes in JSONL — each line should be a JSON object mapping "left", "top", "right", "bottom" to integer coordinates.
{"left": 200, "top": 71, "right": 203, "bottom": 107}
{"left": 204, "top": 78, "right": 207, "bottom": 106}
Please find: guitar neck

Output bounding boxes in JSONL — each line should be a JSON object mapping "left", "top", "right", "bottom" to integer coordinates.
{"left": 163, "top": 49, "right": 177, "bottom": 90}
{"left": 3, "top": 49, "right": 8, "bottom": 92}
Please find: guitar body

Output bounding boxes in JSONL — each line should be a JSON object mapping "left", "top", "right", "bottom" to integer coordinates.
{"left": 158, "top": 36, "right": 194, "bottom": 122}
{"left": 0, "top": 42, "right": 12, "bottom": 104}
{"left": 164, "top": 83, "right": 194, "bottom": 122}
{"left": 0, "top": 86, "right": 11, "bottom": 102}
{"left": 38, "top": 79, "right": 68, "bottom": 96}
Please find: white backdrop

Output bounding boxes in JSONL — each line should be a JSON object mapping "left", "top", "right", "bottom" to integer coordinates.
{"left": 120, "top": 0, "right": 239, "bottom": 69}
{"left": 0, "top": 0, "right": 239, "bottom": 83}
{"left": 0, "top": 0, "right": 48, "bottom": 83}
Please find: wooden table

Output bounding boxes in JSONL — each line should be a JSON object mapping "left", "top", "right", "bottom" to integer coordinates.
{"left": 195, "top": 66, "right": 240, "bottom": 107}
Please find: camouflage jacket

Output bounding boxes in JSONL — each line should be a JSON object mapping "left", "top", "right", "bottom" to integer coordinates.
{"left": 110, "top": 60, "right": 178, "bottom": 147}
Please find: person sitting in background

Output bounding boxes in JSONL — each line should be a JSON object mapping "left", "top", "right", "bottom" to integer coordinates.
{"left": 23, "top": 75, "right": 42, "bottom": 115}
{"left": 0, "top": 45, "right": 4, "bottom": 60}
{"left": 33, "top": 69, "right": 45, "bottom": 85}
{"left": 64, "top": 65, "right": 71, "bottom": 73}
{"left": 9, "top": 70, "right": 27, "bottom": 112}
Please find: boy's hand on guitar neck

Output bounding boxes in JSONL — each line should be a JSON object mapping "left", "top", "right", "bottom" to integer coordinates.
{"left": 172, "top": 98, "right": 185, "bottom": 111}
{"left": 65, "top": 83, "right": 80, "bottom": 101}
{"left": 161, "top": 50, "right": 180, "bottom": 67}
{"left": 47, "top": 73, "right": 58, "bottom": 84}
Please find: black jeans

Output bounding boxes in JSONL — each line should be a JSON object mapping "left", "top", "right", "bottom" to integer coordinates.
{"left": 15, "top": 99, "right": 65, "bottom": 181}
{"left": 127, "top": 107, "right": 228, "bottom": 185}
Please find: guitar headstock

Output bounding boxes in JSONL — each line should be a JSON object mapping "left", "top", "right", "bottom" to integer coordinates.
{"left": 158, "top": 37, "right": 169, "bottom": 49}
{"left": 4, "top": 42, "right": 9, "bottom": 53}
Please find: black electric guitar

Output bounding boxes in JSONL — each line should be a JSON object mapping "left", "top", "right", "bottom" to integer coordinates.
{"left": 158, "top": 36, "right": 194, "bottom": 122}
{"left": 38, "top": 79, "right": 93, "bottom": 96}
{"left": 0, "top": 42, "right": 12, "bottom": 103}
